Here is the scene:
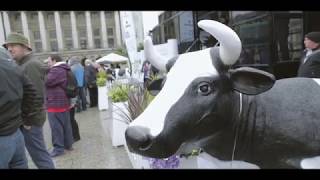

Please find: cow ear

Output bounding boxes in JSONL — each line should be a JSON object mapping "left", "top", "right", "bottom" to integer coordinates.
{"left": 147, "top": 78, "right": 165, "bottom": 96}
{"left": 229, "top": 67, "right": 275, "bottom": 95}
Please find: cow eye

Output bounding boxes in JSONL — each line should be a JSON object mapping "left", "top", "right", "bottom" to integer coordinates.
{"left": 198, "top": 82, "right": 212, "bottom": 95}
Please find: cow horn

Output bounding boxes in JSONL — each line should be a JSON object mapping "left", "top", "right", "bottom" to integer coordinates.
{"left": 198, "top": 20, "right": 242, "bottom": 65}
{"left": 144, "top": 36, "right": 168, "bottom": 72}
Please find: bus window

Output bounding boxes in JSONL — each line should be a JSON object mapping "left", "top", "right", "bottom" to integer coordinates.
{"left": 233, "top": 15, "right": 272, "bottom": 65}
{"left": 273, "top": 13, "right": 303, "bottom": 62}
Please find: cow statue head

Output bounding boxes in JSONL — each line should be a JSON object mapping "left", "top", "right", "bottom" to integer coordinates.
{"left": 125, "top": 20, "right": 275, "bottom": 159}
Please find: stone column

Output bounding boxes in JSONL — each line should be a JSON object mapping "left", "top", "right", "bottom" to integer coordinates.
{"left": 38, "top": 11, "right": 48, "bottom": 51}
{"left": 54, "top": 11, "right": 64, "bottom": 50}
{"left": 100, "top": 11, "right": 108, "bottom": 48}
{"left": 21, "top": 11, "right": 30, "bottom": 41}
{"left": 3, "top": 11, "right": 11, "bottom": 36}
{"left": 114, "top": 11, "right": 122, "bottom": 48}
{"left": 0, "top": 12, "right": 5, "bottom": 45}
{"left": 85, "top": 11, "right": 94, "bottom": 49}
{"left": 70, "top": 11, "right": 79, "bottom": 49}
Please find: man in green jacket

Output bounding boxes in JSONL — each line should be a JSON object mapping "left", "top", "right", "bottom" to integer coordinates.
{"left": 0, "top": 46, "right": 41, "bottom": 168}
{"left": 3, "top": 32, "right": 54, "bottom": 169}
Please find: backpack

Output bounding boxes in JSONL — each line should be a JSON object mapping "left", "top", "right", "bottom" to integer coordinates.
{"left": 65, "top": 70, "right": 79, "bottom": 98}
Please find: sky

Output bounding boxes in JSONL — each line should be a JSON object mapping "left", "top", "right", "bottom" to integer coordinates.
{"left": 142, "top": 11, "right": 163, "bottom": 36}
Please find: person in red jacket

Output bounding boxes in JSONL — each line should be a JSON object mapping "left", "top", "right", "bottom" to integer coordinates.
{"left": 45, "top": 54, "right": 74, "bottom": 157}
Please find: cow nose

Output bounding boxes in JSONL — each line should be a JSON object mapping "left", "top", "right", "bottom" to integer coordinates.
{"left": 125, "top": 126, "right": 153, "bottom": 151}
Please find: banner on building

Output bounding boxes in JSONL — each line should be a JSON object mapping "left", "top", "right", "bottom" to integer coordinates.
{"left": 179, "top": 11, "right": 194, "bottom": 43}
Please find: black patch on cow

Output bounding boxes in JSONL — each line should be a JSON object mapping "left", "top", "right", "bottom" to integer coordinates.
{"left": 210, "top": 48, "right": 229, "bottom": 74}
{"left": 165, "top": 56, "right": 178, "bottom": 72}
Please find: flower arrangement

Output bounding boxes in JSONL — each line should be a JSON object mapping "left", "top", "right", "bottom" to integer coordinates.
{"left": 148, "top": 155, "right": 180, "bottom": 169}
{"left": 147, "top": 149, "right": 202, "bottom": 169}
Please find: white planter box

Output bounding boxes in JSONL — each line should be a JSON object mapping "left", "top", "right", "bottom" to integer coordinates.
{"left": 111, "top": 102, "right": 129, "bottom": 147}
{"left": 178, "top": 152, "right": 259, "bottom": 169}
{"left": 98, "top": 86, "right": 108, "bottom": 111}
{"left": 178, "top": 156, "right": 198, "bottom": 169}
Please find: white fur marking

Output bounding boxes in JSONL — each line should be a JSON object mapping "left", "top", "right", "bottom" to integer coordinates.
{"left": 301, "top": 156, "right": 320, "bottom": 169}
{"left": 130, "top": 48, "right": 218, "bottom": 137}
{"left": 312, "top": 78, "right": 320, "bottom": 86}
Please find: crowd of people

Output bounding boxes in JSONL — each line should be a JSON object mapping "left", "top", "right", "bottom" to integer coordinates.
{"left": 0, "top": 32, "right": 128, "bottom": 169}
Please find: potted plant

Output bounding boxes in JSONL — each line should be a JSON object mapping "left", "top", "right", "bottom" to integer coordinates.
{"left": 97, "top": 71, "right": 108, "bottom": 111}
{"left": 107, "top": 83, "right": 131, "bottom": 147}
{"left": 119, "top": 83, "right": 155, "bottom": 168}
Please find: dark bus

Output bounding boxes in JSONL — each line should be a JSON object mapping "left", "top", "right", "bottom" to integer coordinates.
{"left": 150, "top": 11, "right": 320, "bottom": 79}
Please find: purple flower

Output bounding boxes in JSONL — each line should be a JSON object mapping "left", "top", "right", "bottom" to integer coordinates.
{"left": 148, "top": 155, "right": 180, "bottom": 169}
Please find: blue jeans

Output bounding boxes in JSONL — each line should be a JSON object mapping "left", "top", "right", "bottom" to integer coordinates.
{"left": 48, "top": 111, "right": 74, "bottom": 154}
{"left": 21, "top": 125, "right": 55, "bottom": 169}
{"left": 0, "top": 128, "right": 28, "bottom": 169}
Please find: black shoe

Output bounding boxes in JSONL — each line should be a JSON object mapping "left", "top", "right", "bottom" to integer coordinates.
{"left": 50, "top": 151, "right": 64, "bottom": 157}
{"left": 73, "top": 137, "right": 80, "bottom": 142}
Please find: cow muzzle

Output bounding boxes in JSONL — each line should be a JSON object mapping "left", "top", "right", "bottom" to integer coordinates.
{"left": 125, "top": 126, "right": 153, "bottom": 152}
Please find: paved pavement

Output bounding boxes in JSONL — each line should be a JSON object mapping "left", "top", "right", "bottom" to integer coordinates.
{"left": 27, "top": 107, "right": 133, "bottom": 169}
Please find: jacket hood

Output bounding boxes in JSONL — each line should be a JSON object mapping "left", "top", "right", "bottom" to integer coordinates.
{"left": 69, "top": 57, "right": 80, "bottom": 66}
{"left": 52, "top": 62, "right": 70, "bottom": 70}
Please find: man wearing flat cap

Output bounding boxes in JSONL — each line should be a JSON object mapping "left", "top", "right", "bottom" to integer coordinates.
{"left": 3, "top": 32, "right": 54, "bottom": 169}
{"left": 297, "top": 31, "right": 320, "bottom": 77}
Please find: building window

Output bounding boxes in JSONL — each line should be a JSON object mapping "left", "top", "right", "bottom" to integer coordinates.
{"left": 64, "top": 29, "right": 72, "bottom": 38}
{"left": 94, "top": 28, "right": 100, "bottom": 36}
{"left": 61, "top": 12, "right": 70, "bottom": 18}
{"left": 14, "top": 13, "right": 21, "bottom": 21}
{"left": 30, "top": 12, "right": 38, "bottom": 20}
{"left": 49, "top": 30, "right": 56, "bottom": 39}
{"left": 65, "top": 39, "right": 73, "bottom": 50}
{"left": 33, "top": 31, "right": 41, "bottom": 40}
{"left": 77, "top": 12, "right": 85, "bottom": 21}
{"left": 105, "top": 11, "right": 113, "bottom": 19}
{"left": 108, "top": 38, "right": 114, "bottom": 48}
{"left": 50, "top": 41, "right": 58, "bottom": 51}
{"left": 107, "top": 28, "right": 113, "bottom": 36}
{"left": 47, "top": 12, "right": 54, "bottom": 21}
{"left": 79, "top": 28, "right": 86, "bottom": 38}
{"left": 80, "top": 39, "right": 87, "bottom": 49}
{"left": 34, "top": 41, "right": 42, "bottom": 52}
{"left": 94, "top": 39, "right": 101, "bottom": 49}
{"left": 91, "top": 12, "right": 99, "bottom": 20}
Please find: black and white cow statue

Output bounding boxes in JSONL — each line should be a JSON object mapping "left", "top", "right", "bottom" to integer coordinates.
{"left": 125, "top": 20, "right": 320, "bottom": 169}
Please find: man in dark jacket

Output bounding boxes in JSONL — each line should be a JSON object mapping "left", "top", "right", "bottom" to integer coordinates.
{"left": 3, "top": 32, "right": 54, "bottom": 168}
{"left": 0, "top": 47, "right": 41, "bottom": 168}
{"left": 297, "top": 32, "right": 320, "bottom": 78}
{"left": 85, "top": 59, "right": 98, "bottom": 107}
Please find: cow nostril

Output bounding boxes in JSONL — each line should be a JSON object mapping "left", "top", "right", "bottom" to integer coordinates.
{"left": 125, "top": 126, "right": 153, "bottom": 151}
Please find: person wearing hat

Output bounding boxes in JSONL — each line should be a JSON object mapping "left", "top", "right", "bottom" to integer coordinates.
{"left": 3, "top": 32, "right": 54, "bottom": 169}
{"left": 297, "top": 31, "right": 320, "bottom": 77}
{"left": 0, "top": 47, "right": 42, "bottom": 168}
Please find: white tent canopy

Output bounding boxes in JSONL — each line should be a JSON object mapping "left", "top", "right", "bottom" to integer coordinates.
{"left": 96, "top": 53, "right": 129, "bottom": 64}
